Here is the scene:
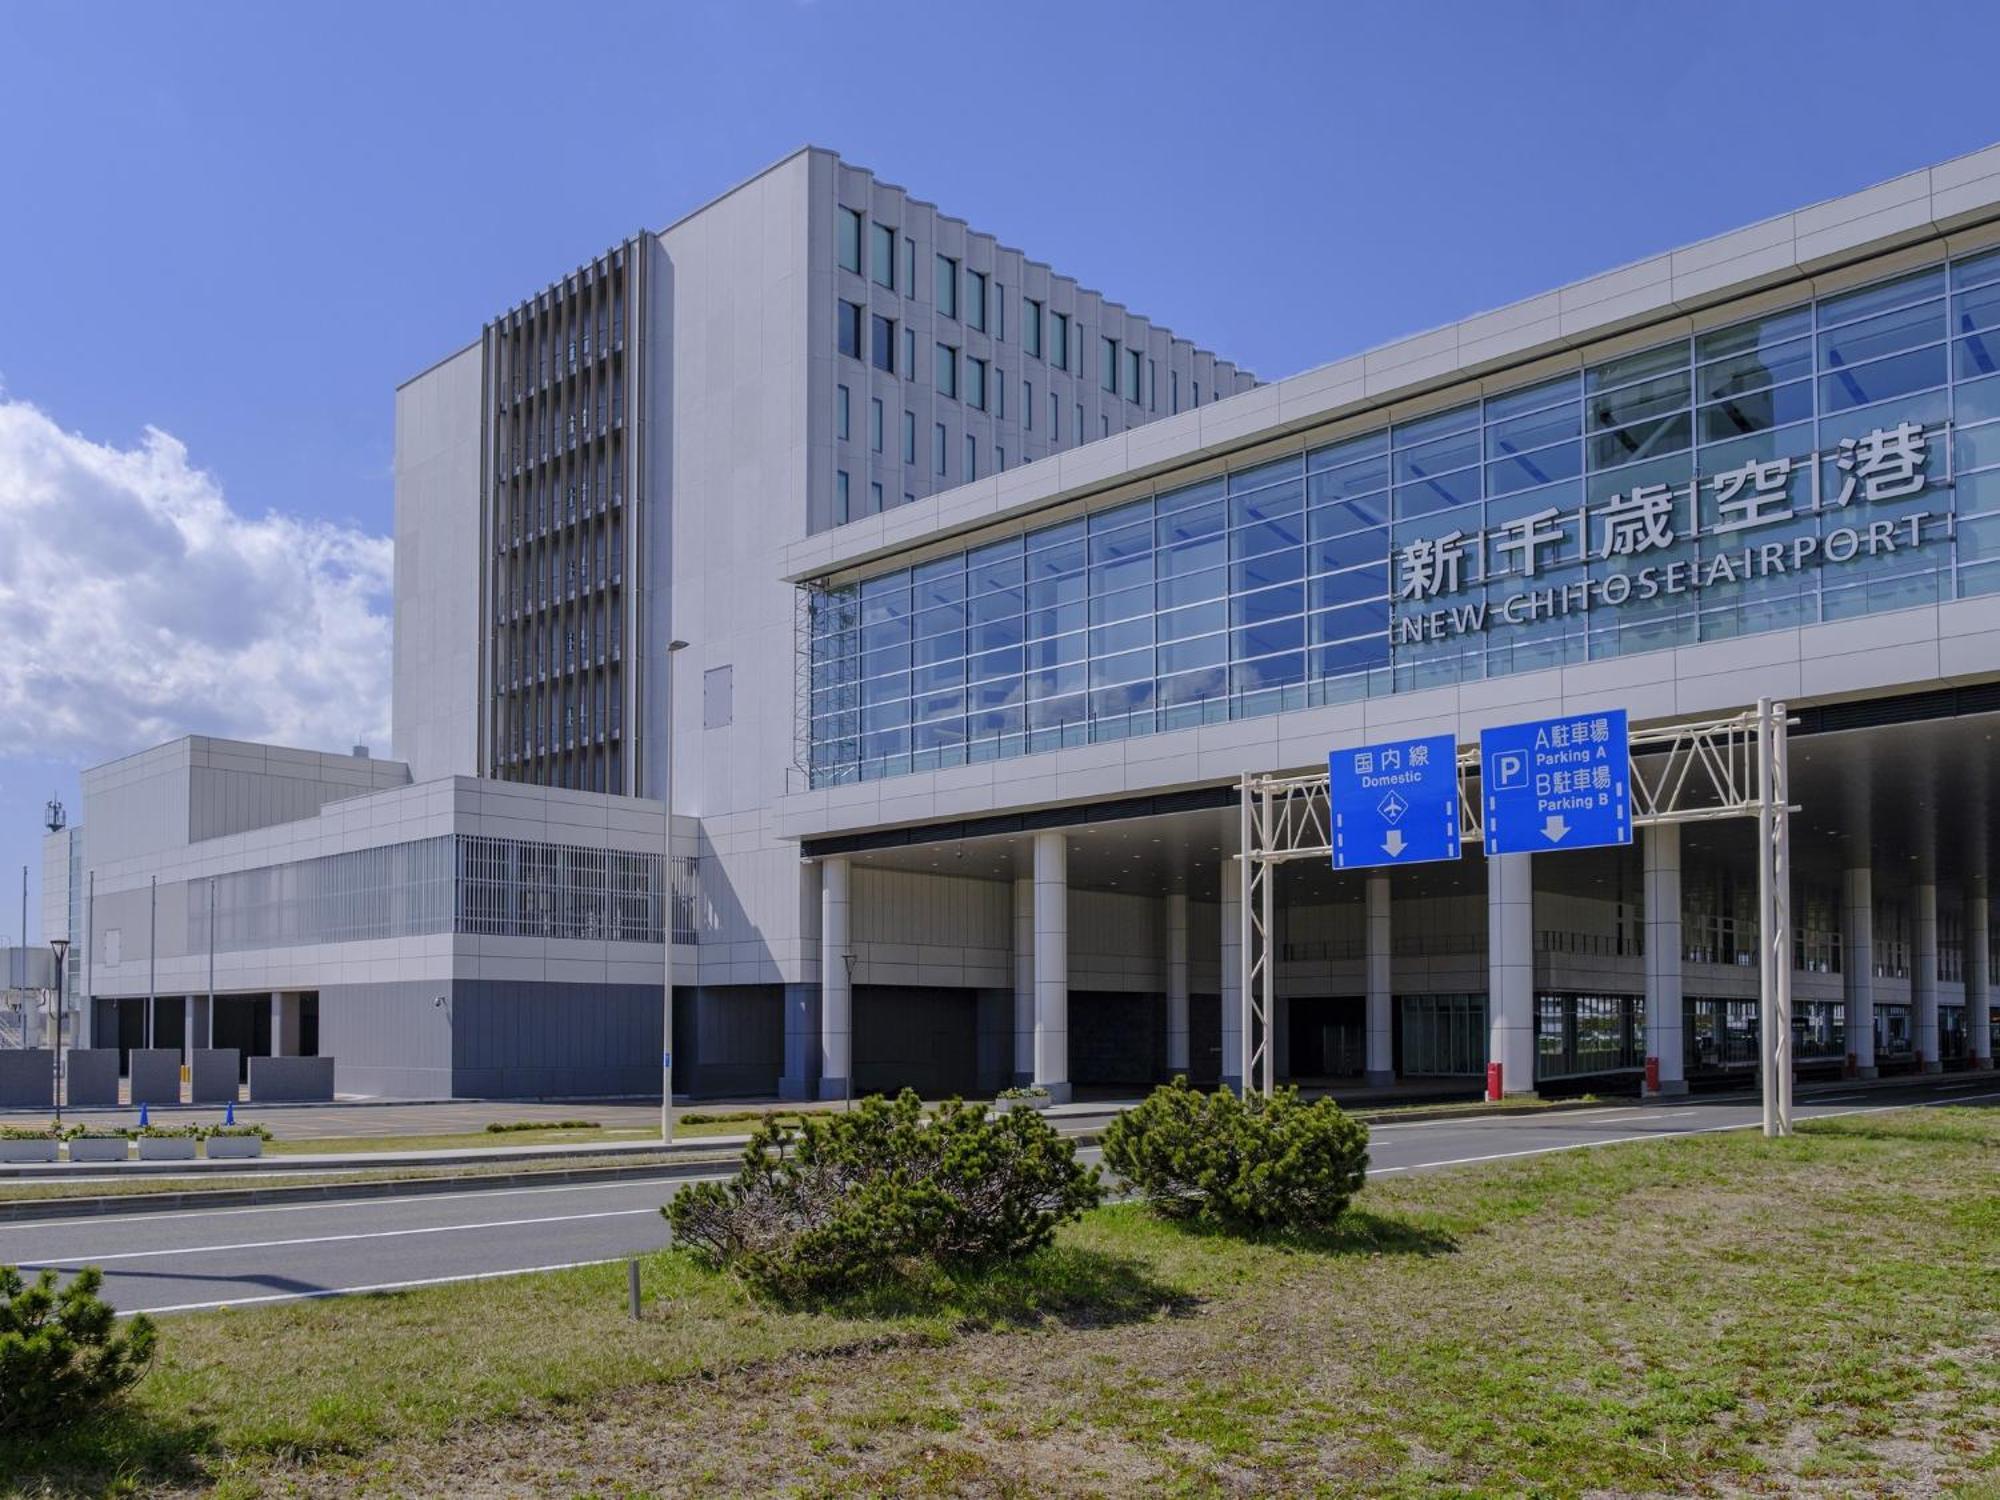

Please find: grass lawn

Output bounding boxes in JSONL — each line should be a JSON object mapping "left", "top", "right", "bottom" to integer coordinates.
{"left": 4, "top": 1106, "right": 1995, "bottom": 1497}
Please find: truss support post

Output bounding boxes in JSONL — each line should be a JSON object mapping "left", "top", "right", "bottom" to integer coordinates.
{"left": 1756, "top": 697, "right": 1794, "bottom": 1139}
{"left": 1259, "top": 783, "right": 1277, "bottom": 1099}
{"left": 1237, "top": 773, "right": 1255, "bottom": 1102}
{"left": 1773, "top": 699, "right": 1793, "bottom": 1136}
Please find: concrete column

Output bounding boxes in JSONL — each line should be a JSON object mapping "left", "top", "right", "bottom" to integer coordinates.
{"left": 779, "top": 860, "right": 824, "bottom": 1101}
{"left": 1914, "top": 881, "right": 1941, "bottom": 1072}
{"left": 269, "top": 992, "right": 286, "bottom": 1057}
{"left": 1843, "top": 867, "right": 1876, "bottom": 1078}
{"left": 183, "top": 996, "right": 195, "bottom": 1066}
{"left": 1220, "top": 856, "right": 1243, "bottom": 1092}
{"left": 1643, "top": 823, "right": 1687, "bottom": 1096}
{"left": 1012, "top": 876, "right": 1035, "bottom": 1085}
{"left": 1486, "top": 853, "right": 1536, "bottom": 1096}
{"left": 1969, "top": 876, "right": 1993, "bottom": 1069}
{"left": 1165, "top": 891, "right": 1190, "bottom": 1077}
{"left": 818, "top": 856, "right": 851, "bottom": 1100}
{"left": 1364, "top": 873, "right": 1394, "bottom": 1087}
{"left": 1032, "top": 832, "right": 1071, "bottom": 1104}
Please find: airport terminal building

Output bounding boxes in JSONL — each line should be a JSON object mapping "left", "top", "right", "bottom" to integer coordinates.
{"left": 44, "top": 144, "right": 2000, "bottom": 1099}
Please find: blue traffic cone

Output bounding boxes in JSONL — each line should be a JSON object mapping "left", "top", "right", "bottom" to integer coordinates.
{"left": 224, "top": 1100, "right": 236, "bottom": 1126}
{"left": 138, "top": 1102, "right": 149, "bottom": 1128}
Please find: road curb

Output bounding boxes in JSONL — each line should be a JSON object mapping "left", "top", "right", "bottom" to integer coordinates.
{"left": 0, "top": 1154, "right": 743, "bottom": 1225}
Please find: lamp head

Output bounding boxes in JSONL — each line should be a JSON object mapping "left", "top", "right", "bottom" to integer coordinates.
{"left": 667, "top": 639, "right": 689, "bottom": 652}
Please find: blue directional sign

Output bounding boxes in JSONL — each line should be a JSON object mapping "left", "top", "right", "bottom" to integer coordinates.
{"left": 1329, "top": 733, "right": 1461, "bottom": 869}
{"left": 1480, "top": 708, "right": 1631, "bottom": 855}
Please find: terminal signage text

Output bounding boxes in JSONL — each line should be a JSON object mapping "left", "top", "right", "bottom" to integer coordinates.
{"left": 1480, "top": 709, "right": 1631, "bottom": 855}
{"left": 1394, "top": 423, "right": 1946, "bottom": 645}
{"left": 1329, "top": 733, "right": 1460, "bottom": 869}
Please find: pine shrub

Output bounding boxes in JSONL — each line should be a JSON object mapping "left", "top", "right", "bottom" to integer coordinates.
{"left": 1101, "top": 1077, "right": 1369, "bottom": 1233}
{"left": 0, "top": 1265, "right": 156, "bottom": 1432}
{"left": 665, "top": 1089, "right": 1101, "bottom": 1298}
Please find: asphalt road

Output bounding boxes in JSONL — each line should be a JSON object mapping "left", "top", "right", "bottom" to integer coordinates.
{"left": 4, "top": 1077, "right": 1990, "bottom": 1317}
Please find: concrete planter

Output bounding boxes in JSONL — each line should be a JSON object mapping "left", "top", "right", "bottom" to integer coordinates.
{"left": 0, "top": 1138, "right": 59, "bottom": 1163}
{"left": 203, "top": 1135, "right": 264, "bottom": 1159}
{"left": 66, "top": 1136, "right": 131, "bottom": 1163}
{"left": 993, "top": 1093, "right": 1053, "bottom": 1113}
{"left": 136, "top": 1136, "right": 198, "bottom": 1161}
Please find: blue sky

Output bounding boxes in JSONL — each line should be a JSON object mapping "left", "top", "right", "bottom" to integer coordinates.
{"left": 1, "top": 0, "right": 1997, "bottom": 938}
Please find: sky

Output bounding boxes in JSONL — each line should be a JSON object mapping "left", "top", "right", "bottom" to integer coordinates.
{"left": 1, "top": 0, "right": 1997, "bottom": 940}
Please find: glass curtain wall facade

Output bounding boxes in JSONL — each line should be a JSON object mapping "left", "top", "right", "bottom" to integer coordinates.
{"left": 183, "top": 835, "right": 681, "bottom": 953}
{"left": 806, "top": 245, "right": 2000, "bottom": 786}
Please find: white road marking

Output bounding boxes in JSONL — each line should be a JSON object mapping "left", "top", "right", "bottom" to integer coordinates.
{"left": 1368, "top": 1089, "right": 2000, "bottom": 1176}
{"left": 17, "top": 1208, "right": 659, "bottom": 1268}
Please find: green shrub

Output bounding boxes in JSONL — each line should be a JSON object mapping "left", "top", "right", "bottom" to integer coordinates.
{"left": 201, "top": 1123, "right": 271, "bottom": 1140}
{"left": 665, "top": 1089, "right": 1101, "bottom": 1299}
{"left": 133, "top": 1125, "right": 202, "bottom": 1140}
{"left": 0, "top": 1123, "right": 60, "bottom": 1141}
{"left": 59, "top": 1124, "right": 131, "bottom": 1140}
{"left": 484, "top": 1118, "right": 599, "bottom": 1133}
{"left": 0, "top": 1266, "right": 156, "bottom": 1433}
{"left": 1101, "top": 1077, "right": 1370, "bottom": 1234}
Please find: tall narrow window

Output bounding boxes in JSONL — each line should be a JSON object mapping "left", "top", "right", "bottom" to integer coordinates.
{"left": 1025, "top": 380, "right": 1034, "bottom": 430}
{"left": 1126, "top": 348, "right": 1142, "bottom": 403}
{"left": 903, "top": 326, "right": 916, "bottom": 380}
{"left": 836, "top": 384, "right": 850, "bottom": 440}
{"left": 1172, "top": 369, "right": 1180, "bottom": 413}
{"left": 935, "top": 342, "right": 958, "bottom": 400}
{"left": 934, "top": 422, "right": 948, "bottom": 476}
{"left": 835, "top": 469, "right": 851, "bottom": 523}
{"left": 966, "top": 270, "right": 988, "bottom": 332}
{"left": 1148, "top": 357, "right": 1157, "bottom": 412}
{"left": 935, "top": 254, "right": 958, "bottom": 319}
{"left": 870, "top": 223, "right": 895, "bottom": 288}
{"left": 1051, "top": 311, "right": 1070, "bottom": 371}
{"left": 1050, "top": 390, "right": 1060, "bottom": 439}
{"left": 966, "top": 356, "right": 987, "bottom": 411}
{"left": 837, "top": 208, "right": 862, "bottom": 273}
{"left": 1024, "top": 299, "right": 1043, "bottom": 358}
{"left": 837, "top": 300, "right": 862, "bottom": 359}
{"left": 871, "top": 314, "right": 895, "bottom": 373}
{"left": 870, "top": 397, "right": 884, "bottom": 453}
{"left": 902, "top": 410, "right": 916, "bottom": 463}
{"left": 1101, "top": 336, "right": 1119, "bottom": 392}
{"left": 994, "top": 369, "right": 1005, "bottom": 420}
{"left": 965, "top": 434, "right": 976, "bottom": 480}
{"left": 903, "top": 238, "right": 915, "bottom": 298}
{"left": 870, "top": 480, "right": 884, "bottom": 513}
{"left": 995, "top": 286, "right": 1005, "bottom": 343}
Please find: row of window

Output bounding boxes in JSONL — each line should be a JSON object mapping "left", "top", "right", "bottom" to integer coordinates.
{"left": 839, "top": 206, "right": 1128, "bottom": 386}
{"left": 837, "top": 298, "right": 1208, "bottom": 416}
{"left": 495, "top": 598, "right": 622, "bottom": 688}
{"left": 495, "top": 522, "right": 623, "bottom": 622}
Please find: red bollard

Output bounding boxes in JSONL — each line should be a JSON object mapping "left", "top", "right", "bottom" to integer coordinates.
{"left": 1644, "top": 1055, "right": 1660, "bottom": 1095}
{"left": 1486, "top": 1061, "right": 1503, "bottom": 1102}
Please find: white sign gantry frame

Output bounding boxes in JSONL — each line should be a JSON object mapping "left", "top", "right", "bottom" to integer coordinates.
{"left": 1238, "top": 700, "right": 1796, "bottom": 1137}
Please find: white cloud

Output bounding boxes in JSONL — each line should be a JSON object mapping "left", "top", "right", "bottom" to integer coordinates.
{"left": 0, "top": 397, "right": 391, "bottom": 763}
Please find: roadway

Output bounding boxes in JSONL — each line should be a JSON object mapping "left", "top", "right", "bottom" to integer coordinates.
{"left": 3, "top": 1076, "right": 1989, "bottom": 1316}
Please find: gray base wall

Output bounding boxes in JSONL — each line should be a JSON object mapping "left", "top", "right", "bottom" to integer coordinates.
{"left": 454, "top": 980, "right": 666, "bottom": 1099}
{"left": 680, "top": 986, "right": 783, "bottom": 1099}
{"left": 249, "top": 1055, "right": 336, "bottom": 1102}
{"left": 319, "top": 980, "right": 453, "bottom": 1098}
{"left": 129, "top": 1048, "right": 182, "bottom": 1105}
{"left": 0, "top": 1050, "right": 55, "bottom": 1109}
{"left": 190, "top": 1048, "right": 241, "bottom": 1103}
{"left": 65, "top": 1049, "right": 121, "bottom": 1107}
{"left": 854, "top": 986, "right": 977, "bottom": 1099}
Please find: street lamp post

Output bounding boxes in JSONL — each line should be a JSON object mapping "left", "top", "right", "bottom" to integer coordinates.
{"left": 661, "top": 638, "right": 689, "bottom": 1145}
{"left": 48, "top": 937, "right": 69, "bottom": 1124}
